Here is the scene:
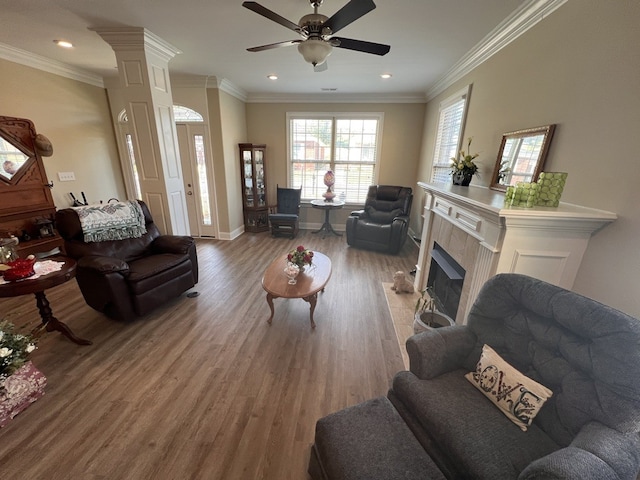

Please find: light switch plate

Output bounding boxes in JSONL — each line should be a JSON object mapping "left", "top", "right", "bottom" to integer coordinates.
{"left": 58, "top": 171, "right": 75, "bottom": 181}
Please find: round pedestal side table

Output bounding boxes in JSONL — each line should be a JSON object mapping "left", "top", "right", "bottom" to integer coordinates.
{"left": 310, "top": 199, "right": 345, "bottom": 238}
{"left": 0, "top": 257, "right": 92, "bottom": 345}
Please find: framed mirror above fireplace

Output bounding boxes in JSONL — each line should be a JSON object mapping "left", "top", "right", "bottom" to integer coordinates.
{"left": 489, "top": 124, "right": 556, "bottom": 192}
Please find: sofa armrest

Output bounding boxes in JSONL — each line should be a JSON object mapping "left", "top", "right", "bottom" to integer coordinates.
{"left": 406, "top": 326, "right": 476, "bottom": 379}
{"left": 151, "top": 235, "right": 195, "bottom": 254}
{"left": 519, "top": 422, "right": 640, "bottom": 480}
{"left": 348, "top": 209, "right": 365, "bottom": 218}
{"left": 78, "top": 255, "right": 129, "bottom": 275}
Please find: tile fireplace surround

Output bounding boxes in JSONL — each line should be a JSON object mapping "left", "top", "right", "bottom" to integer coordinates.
{"left": 414, "top": 182, "right": 617, "bottom": 324}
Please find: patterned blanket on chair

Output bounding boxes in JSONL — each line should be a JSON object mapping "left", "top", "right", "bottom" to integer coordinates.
{"left": 73, "top": 201, "right": 146, "bottom": 243}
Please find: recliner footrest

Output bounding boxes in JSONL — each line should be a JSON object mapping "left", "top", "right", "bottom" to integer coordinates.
{"left": 309, "top": 396, "right": 445, "bottom": 480}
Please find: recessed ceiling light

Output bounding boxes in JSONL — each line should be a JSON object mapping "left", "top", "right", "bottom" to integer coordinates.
{"left": 267, "top": 74, "right": 278, "bottom": 80}
{"left": 54, "top": 40, "right": 74, "bottom": 48}
{"left": 380, "top": 73, "right": 392, "bottom": 79}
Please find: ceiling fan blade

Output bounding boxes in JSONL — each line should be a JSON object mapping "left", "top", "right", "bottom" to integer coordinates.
{"left": 247, "top": 40, "right": 302, "bottom": 52}
{"left": 242, "top": 1, "right": 300, "bottom": 33}
{"left": 324, "top": 0, "right": 376, "bottom": 34}
{"left": 332, "top": 37, "right": 390, "bottom": 56}
{"left": 314, "top": 62, "right": 328, "bottom": 72}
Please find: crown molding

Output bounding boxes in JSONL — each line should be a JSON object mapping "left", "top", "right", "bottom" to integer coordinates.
{"left": 0, "top": 42, "right": 104, "bottom": 88}
{"left": 245, "top": 92, "right": 427, "bottom": 104}
{"left": 425, "top": 0, "right": 568, "bottom": 101}
{"left": 170, "top": 74, "right": 211, "bottom": 89}
{"left": 217, "top": 78, "right": 248, "bottom": 102}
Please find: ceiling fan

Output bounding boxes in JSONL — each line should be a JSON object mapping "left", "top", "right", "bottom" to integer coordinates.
{"left": 242, "top": 0, "right": 390, "bottom": 69}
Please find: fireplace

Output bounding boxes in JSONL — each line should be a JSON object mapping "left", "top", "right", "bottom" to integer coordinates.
{"left": 414, "top": 182, "right": 616, "bottom": 325}
{"left": 427, "top": 242, "right": 465, "bottom": 320}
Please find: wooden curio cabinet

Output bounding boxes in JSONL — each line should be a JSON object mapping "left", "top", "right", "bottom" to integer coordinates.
{"left": 0, "top": 116, "right": 63, "bottom": 257}
{"left": 239, "top": 143, "right": 268, "bottom": 232}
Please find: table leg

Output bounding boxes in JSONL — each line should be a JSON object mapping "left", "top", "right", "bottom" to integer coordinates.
{"left": 266, "top": 292, "right": 276, "bottom": 325}
{"left": 312, "top": 209, "right": 343, "bottom": 238}
{"left": 311, "top": 211, "right": 329, "bottom": 236}
{"left": 302, "top": 293, "right": 318, "bottom": 329}
{"left": 33, "top": 291, "right": 92, "bottom": 345}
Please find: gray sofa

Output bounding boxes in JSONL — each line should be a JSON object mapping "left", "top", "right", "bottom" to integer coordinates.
{"left": 310, "top": 274, "right": 640, "bottom": 479}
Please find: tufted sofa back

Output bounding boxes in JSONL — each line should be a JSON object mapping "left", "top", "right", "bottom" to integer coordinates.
{"left": 465, "top": 273, "right": 640, "bottom": 447}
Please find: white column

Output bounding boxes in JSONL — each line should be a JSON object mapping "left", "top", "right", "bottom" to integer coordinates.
{"left": 414, "top": 191, "right": 435, "bottom": 292}
{"left": 92, "top": 27, "right": 189, "bottom": 235}
{"left": 463, "top": 243, "right": 499, "bottom": 323}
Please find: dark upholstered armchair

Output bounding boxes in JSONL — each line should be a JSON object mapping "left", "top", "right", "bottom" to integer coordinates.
{"left": 346, "top": 185, "right": 412, "bottom": 254}
{"left": 309, "top": 274, "right": 640, "bottom": 479}
{"left": 389, "top": 274, "right": 640, "bottom": 479}
{"left": 268, "top": 186, "right": 301, "bottom": 238}
{"left": 55, "top": 200, "right": 198, "bottom": 321}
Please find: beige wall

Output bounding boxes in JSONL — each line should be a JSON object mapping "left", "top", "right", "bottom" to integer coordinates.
{"left": 417, "top": 1, "right": 640, "bottom": 317}
{"left": 0, "top": 59, "right": 125, "bottom": 208}
{"left": 246, "top": 102, "right": 426, "bottom": 228}
{"left": 207, "top": 88, "right": 248, "bottom": 237}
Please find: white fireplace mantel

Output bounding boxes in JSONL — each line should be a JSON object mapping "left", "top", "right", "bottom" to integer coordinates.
{"left": 415, "top": 182, "right": 616, "bottom": 324}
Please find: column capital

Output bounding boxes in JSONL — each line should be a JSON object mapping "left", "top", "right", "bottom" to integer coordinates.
{"left": 90, "top": 27, "right": 182, "bottom": 61}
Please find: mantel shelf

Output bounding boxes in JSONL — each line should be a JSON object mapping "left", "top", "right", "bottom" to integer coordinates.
{"left": 417, "top": 182, "right": 617, "bottom": 225}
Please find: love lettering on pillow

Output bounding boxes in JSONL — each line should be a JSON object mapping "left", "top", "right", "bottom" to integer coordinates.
{"left": 465, "top": 344, "right": 553, "bottom": 431}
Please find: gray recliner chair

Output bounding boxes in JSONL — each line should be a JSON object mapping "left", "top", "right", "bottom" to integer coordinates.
{"left": 310, "top": 273, "right": 640, "bottom": 480}
{"left": 346, "top": 185, "right": 412, "bottom": 254}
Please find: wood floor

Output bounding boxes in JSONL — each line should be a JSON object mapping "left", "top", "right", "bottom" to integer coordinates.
{"left": 0, "top": 230, "right": 419, "bottom": 480}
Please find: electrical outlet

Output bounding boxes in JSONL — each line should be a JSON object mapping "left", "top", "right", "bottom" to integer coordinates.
{"left": 58, "top": 171, "right": 76, "bottom": 181}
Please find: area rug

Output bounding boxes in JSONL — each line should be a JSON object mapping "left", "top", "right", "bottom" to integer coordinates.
{"left": 382, "top": 282, "right": 420, "bottom": 369}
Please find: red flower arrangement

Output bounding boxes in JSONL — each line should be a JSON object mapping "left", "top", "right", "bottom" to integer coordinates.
{"left": 287, "top": 245, "right": 314, "bottom": 269}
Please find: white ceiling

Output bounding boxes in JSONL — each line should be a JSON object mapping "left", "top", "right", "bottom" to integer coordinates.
{"left": 0, "top": 0, "right": 535, "bottom": 100}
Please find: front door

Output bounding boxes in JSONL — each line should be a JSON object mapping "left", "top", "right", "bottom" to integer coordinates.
{"left": 176, "top": 123, "right": 217, "bottom": 238}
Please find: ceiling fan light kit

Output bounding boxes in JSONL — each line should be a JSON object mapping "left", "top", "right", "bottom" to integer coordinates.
{"left": 243, "top": 0, "right": 390, "bottom": 69}
{"left": 298, "top": 38, "right": 333, "bottom": 66}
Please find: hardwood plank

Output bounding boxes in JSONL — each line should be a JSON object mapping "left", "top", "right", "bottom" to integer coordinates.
{"left": 0, "top": 230, "right": 418, "bottom": 479}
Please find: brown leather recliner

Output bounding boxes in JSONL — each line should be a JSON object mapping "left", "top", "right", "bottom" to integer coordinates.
{"left": 346, "top": 185, "right": 413, "bottom": 254}
{"left": 55, "top": 201, "right": 198, "bottom": 321}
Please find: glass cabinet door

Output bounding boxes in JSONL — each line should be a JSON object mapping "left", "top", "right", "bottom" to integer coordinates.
{"left": 243, "top": 150, "right": 254, "bottom": 207}
{"left": 255, "top": 149, "right": 265, "bottom": 207}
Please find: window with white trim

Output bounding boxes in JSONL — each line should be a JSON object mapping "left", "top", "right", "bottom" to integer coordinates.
{"left": 430, "top": 86, "right": 471, "bottom": 183}
{"left": 287, "top": 113, "right": 382, "bottom": 203}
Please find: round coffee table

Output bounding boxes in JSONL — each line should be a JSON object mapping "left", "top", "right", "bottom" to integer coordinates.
{"left": 0, "top": 257, "right": 92, "bottom": 345}
{"left": 261, "top": 251, "right": 332, "bottom": 328}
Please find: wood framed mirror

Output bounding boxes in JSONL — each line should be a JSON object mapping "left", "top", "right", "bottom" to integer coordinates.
{"left": 0, "top": 116, "right": 62, "bottom": 256}
{"left": 490, "top": 124, "right": 556, "bottom": 192}
{"left": 0, "top": 120, "right": 36, "bottom": 185}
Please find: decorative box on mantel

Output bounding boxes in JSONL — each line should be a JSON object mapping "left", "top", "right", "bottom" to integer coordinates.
{"left": 415, "top": 182, "right": 617, "bottom": 325}
{"left": 0, "top": 361, "right": 46, "bottom": 427}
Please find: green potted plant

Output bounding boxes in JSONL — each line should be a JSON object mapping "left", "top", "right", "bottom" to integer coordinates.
{"left": 413, "top": 285, "right": 455, "bottom": 334}
{"left": 450, "top": 137, "right": 480, "bottom": 186}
